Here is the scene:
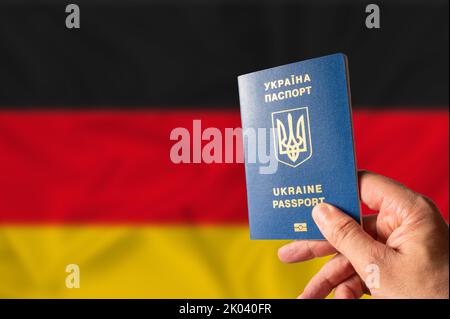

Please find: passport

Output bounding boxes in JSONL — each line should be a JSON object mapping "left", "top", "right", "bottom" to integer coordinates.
{"left": 237, "top": 53, "right": 361, "bottom": 240}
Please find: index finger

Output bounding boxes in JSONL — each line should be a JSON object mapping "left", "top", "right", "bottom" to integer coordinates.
{"left": 359, "top": 170, "right": 419, "bottom": 213}
{"left": 278, "top": 240, "right": 336, "bottom": 263}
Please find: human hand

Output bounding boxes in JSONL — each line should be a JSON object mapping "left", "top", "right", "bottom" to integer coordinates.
{"left": 278, "top": 170, "right": 449, "bottom": 299}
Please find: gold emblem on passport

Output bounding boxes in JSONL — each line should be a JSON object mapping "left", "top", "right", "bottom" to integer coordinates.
{"left": 272, "top": 107, "right": 312, "bottom": 167}
{"left": 294, "top": 223, "right": 308, "bottom": 232}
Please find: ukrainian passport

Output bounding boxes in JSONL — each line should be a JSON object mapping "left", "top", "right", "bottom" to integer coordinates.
{"left": 237, "top": 53, "right": 361, "bottom": 240}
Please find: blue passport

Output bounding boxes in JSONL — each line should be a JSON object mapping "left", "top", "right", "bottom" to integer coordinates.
{"left": 237, "top": 53, "right": 361, "bottom": 240}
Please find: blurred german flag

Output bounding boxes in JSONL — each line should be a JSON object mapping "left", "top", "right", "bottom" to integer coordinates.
{"left": 0, "top": 0, "right": 448, "bottom": 298}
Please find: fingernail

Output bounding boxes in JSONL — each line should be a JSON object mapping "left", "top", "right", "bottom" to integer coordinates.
{"left": 312, "top": 203, "right": 330, "bottom": 225}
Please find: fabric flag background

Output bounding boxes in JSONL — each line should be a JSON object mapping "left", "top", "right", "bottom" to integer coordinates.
{"left": 0, "top": 0, "right": 448, "bottom": 298}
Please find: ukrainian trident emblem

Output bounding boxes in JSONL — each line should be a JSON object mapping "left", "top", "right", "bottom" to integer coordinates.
{"left": 271, "top": 107, "right": 312, "bottom": 167}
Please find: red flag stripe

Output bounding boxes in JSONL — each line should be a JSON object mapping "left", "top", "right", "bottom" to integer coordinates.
{"left": 0, "top": 110, "right": 448, "bottom": 224}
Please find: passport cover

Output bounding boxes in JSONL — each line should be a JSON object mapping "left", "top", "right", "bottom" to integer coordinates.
{"left": 237, "top": 53, "right": 361, "bottom": 240}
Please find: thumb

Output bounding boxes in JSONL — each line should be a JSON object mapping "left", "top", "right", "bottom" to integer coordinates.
{"left": 312, "top": 203, "right": 386, "bottom": 275}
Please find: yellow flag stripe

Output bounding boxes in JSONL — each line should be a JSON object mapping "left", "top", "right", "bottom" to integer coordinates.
{"left": 0, "top": 225, "right": 328, "bottom": 298}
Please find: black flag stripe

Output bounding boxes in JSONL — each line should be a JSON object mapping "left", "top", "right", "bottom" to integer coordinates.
{"left": 0, "top": 0, "right": 448, "bottom": 108}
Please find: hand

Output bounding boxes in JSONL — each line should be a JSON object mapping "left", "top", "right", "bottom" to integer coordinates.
{"left": 278, "top": 170, "right": 449, "bottom": 299}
